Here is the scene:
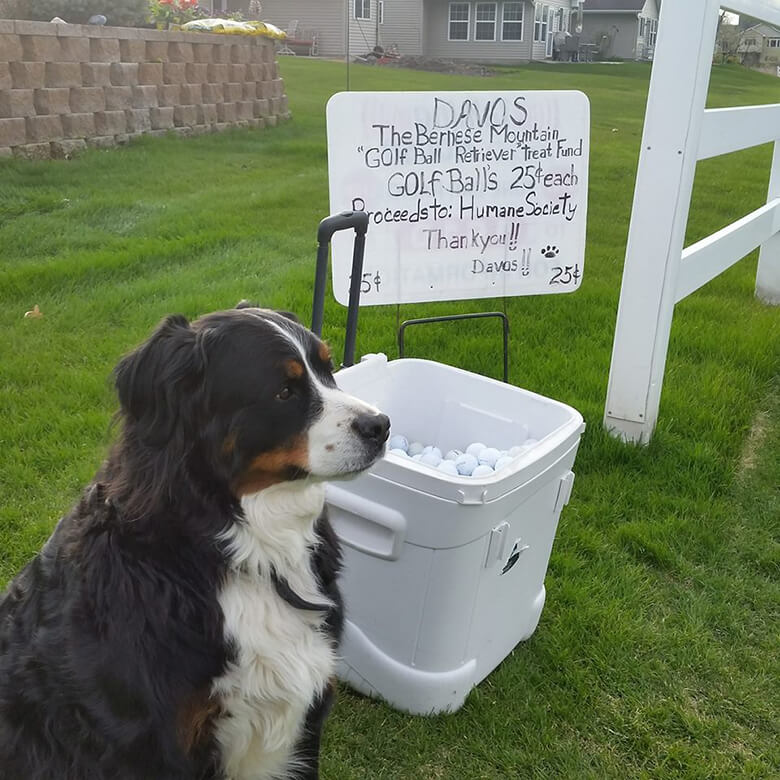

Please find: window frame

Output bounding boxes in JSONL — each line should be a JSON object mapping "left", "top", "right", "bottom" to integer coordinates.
{"left": 501, "top": 1, "right": 524, "bottom": 42}
{"left": 534, "top": 3, "right": 550, "bottom": 43}
{"left": 354, "top": 0, "right": 370, "bottom": 21}
{"left": 379, "top": 0, "right": 384, "bottom": 24}
{"left": 474, "top": 2, "right": 498, "bottom": 42}
{"left": 448, "top": 2, "right": 471, "bottom": 41}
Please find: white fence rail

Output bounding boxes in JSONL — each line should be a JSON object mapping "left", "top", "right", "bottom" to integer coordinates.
{"left": 603, "top": 0, "right": 780, "bottom": 444}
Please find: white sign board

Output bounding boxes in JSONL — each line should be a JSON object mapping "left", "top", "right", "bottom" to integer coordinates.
{"left": 326, "top": 90, "right": 590, "bottom": 306}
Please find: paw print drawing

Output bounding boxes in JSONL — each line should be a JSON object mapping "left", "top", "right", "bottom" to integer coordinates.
{"left": 541, "top": 245, "right": 559, "bottom": 259}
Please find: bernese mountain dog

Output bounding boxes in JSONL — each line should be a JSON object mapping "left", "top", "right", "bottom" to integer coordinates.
{"left": 0, "top": 304, "right": 390, "bottom": 780}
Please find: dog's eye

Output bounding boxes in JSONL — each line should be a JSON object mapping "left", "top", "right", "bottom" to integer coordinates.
{"left": 276, "top": 385, "right": 293, "bottom": 401}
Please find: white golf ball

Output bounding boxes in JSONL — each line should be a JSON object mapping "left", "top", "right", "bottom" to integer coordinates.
{"left": 444, "top": 449, "right": 463, "bottom": 461}
{"left": 411, "top": 453, "right": 423, "bottom": 461}
{"left": 524, "top": 438, "right": 539, "bottom": 447}
{"left": 455, "top": 453, "right": 478, "bottom": 476}
{"left": 420, "top": 451, "right": 442, "bottom": 467}
{"left": 388, "top": 448, "right": 408, "bottom": 457}
{"left": 478, "top": 447, "right": 501, "bottom": 467}
{"left": 466, "top": 442, "right": 486, "bottom": 457}
{"left": 494, "top": 456, "right": 514, "bottom": 472}
{"left": 388, "top": 435, "right": 409, "bottom": 452}
{"left": 422, "top": 445, "right": 442, "bottom": 460}
{"left": 471, "top": 464, "right": 495, "bottom": 478}
{"left": 437, "top": 460, "right": 459, "bottom": 476}
{"left": 509, "top": 445, "right": 524, "bottom": 457}
{"left": 408, "top": 441, "right": 424, "bottom": 457}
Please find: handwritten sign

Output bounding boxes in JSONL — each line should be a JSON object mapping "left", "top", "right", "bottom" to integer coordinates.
{"left": 326, "top": 90, "right": 590, "bottom": 306}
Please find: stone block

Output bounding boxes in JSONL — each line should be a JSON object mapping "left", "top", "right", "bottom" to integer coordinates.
{"left": 190, "top": 124, "right": 210, "bottom": 136}
{"left": 146, "top": 41, "right": 169, "bottom": 62}
{"left": 45, "top": 62, "right": 82, "bottom": 88}
{"left": 247, "top": 118, "right": 265, "bottom": 130}
{"left": 0, "top": 89, "right": 35, "bottom": 118}
{"left": 58, "top": 36, "right": 90, "bottom": 62}
{"left": 185, "top": 62, "right": 207, "bottom": 83}
{"left": 110, "top": 62, "right": 139, "bottom": 87}
{"left": 217, "top": 102, "right": 237, "bottom": 123}
{"left": 86, "top": 135, "right": 116, "bottom": 149}
{"left": 0, "top": 146, "right": 13, "bottom": 158}
{"left": 90, "top": 37, "right": 120, "bottom": 62}
{"left": 132, "top": 85, "right": 158, "bottom": 109}
{"left": 173, "top": 104, "right": 198, "bottom": 127}
{"left": 50, "top": 138, "right": 87, "bottom": 159}
{"left": 206, "top": 63, "right": 228, "bottom": 83}
{"left": 69, "top": 86, "right": 106, "bottom": 113}
{"left": 202, "top": 83, "right": 223, "bottom": 103}
{"left": 213, "top": 122, "right": 229, "bottom": 133}
{"left": 115, "top": 133, "right": 131, "bottom": 145}
{"left": 0, "top": 63, "right": 11, "bottom": 91}
{"left": 163, "top": 62, "right": 186, "bottom": 85}
{"left": 137, "top": 62, "right": 164, "bottom": 86}
{"left": 168, "top": 42, "right": 194, "bottom": 63}
{"left": 173, "top": 126, "right": 193, "bottom": 137}
{"left": 150, "top": 106, "right": 174, "bottom": 130}
{"left": 180, "top": 83, "right": 202, "bottom": 104}
{"left": 94, "top": 110, "right": 126, "bottom": 136}
{"left": 193, "top": 43, "right": 213, "bottom": 63}
{"left": 81, "top": 62, "right": 112, "bottom": 87}
{"left": 33, "top": 87, "right": 71, "bottom": 115}
{"left": 157, "top": 84, "right": 181, "bottom": 107}
{"left": 125, "top": 108, "right": 152, "bottom": 133}
{"left": 256, "top": 81, "right": 269, "bottom": 99}
{"left": 272, "top": 78, "right": 284, "bottom": 98}
{"left": 265, "top": 114, "right": 277, "bottom": 127}
{"left": 229, "top": 64, "right": 247, "bottom": 82}
{"left": 253, "top": 98, "right": 269, "bottom": 118}
{"left": 197, "top": 103, "right": 217, "bottom": 125}
{"left": 61, "top": 112, "right": 96, "bottom": 138}
{"left": 236, "top": 101, "right": 254, "bottom": 121}
{"left": 20, "top": 35, "right": 61, "bottom": 62}
{"left": 146, "top": 128, "right": 170, "bottom": 138}
{"left": 104, "top": 86, "right": 133, "bottom": 110}
{"left": 119, "top": 38, "right": 146, "bottom": 62}
{"left": 280, "top": 95, "right": 288, "bottom": 113}
{"left": 212, "top": 44, "right": 231, "bottom": 64}
{"left": 246, "top": 64, "right": 265, "bottom": 81}
{"left": 26, "top": 114, "right": 63, "bottom": 142}
{"left": 0, "top": 33, "right": 23, "bottom": 62}
{"left": 10, "top": 62, "right": 45, "bottom": 89}
{"left": 250, "top": 42, "right": 264, "bottom": 63}
{"left": 269, "top": 97, "right": 280, "bottom": 115}
{"left": 0, "top": 117, "right": 26, "bottom": 147}
{"left": 242, "top": 82, "right": 257, "bottom": 101}
{"left": 14, "top": 142, "right": 52, "bottom": 160}
{"left": 224, "top": 83, "right": 242, "bottom": 102}
{"left": 230, "top": 44, "right": 251, "bottom": 63}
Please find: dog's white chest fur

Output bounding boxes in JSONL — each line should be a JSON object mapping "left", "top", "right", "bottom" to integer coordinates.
{"left": 212, "top": 482, "right": 335, "bottom": 780}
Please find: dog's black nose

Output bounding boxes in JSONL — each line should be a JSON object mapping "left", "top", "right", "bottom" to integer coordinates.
{"left": 352, "top": 412, "right": 390, "bottom": 444}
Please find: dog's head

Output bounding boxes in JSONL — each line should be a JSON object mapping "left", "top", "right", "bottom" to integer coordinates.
{"left": 114, "top": 305, "right": 389, "bottom": 496}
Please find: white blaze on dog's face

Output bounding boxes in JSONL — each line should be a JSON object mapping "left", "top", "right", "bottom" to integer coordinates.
{"left": 191, "top": 307, "right": 390, "bottom": 496}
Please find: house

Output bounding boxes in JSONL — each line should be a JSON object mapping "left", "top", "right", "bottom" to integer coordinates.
{"left": 235, "top": 1, "right": 585, "bottom": 64}
{"left": 738, "top": 23, "right": 780, "bottom": 67}
{"left": 581, "top": 0, "right": 659, "bottom": 61}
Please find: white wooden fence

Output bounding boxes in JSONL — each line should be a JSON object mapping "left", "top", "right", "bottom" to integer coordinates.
{"left": 603, "top": 0, "right": 780, "bottom": 444}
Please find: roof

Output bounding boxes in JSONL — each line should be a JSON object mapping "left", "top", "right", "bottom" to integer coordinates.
{"left": 583, "top": 0, "right": 646, "bottom": 11}
{"left": 741, "top": 23, "right": 780, "bottom": 39}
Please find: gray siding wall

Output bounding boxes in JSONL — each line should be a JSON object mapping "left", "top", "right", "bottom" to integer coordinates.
{"left": 258, "top": 0, "right": 346, "bottom": 59}
{"left": 380, "top": 0, "right": 425, "bottom": 56}
{"left": 581, "top": 11, "right": 639, "bottom": 59}
{"left": 349, "top": 0, "right": 379, "bottom": 57}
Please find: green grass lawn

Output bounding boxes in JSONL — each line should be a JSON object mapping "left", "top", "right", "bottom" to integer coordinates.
{"left": 1, "top": 60, "right": 779, "bottom": 777}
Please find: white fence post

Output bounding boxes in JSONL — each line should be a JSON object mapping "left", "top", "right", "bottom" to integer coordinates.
{"left": 603, "top": 0, "right": 720, "bottom": 443}
{"left": 756, "top": 141, "right": 780, "bottom": 305}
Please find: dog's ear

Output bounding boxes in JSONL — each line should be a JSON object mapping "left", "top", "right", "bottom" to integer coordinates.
{"left": 114, "top": 315, "right": 202, "bottom": 445}
{"left": 235, "top": 299, "right": 257, "bottom": 310}
{"left": 275, "top": 310, "right": 301, "bottom": 324}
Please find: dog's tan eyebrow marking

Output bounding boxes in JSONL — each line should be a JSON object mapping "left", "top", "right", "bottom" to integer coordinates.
{"left": 318, "top": 342, "right": 331, "bottom": 363}
{"left": 285, "top": 360, "right": 304, "bottom": 379}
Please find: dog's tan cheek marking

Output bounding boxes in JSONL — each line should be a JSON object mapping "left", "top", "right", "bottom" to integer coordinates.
{"left": 233, "top": 435, "right": 310, "bottom": 495}
{"left": 177, "top": 687, "right": 221, "bottom": 754}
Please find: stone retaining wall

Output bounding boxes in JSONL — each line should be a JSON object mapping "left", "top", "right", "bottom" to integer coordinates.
{"left": 0, "top": 19, "right": 289, "bottom": 159}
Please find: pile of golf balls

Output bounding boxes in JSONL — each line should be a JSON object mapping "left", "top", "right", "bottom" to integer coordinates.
{"left": 386, "top": 432, "right": 539, "bottom": 478}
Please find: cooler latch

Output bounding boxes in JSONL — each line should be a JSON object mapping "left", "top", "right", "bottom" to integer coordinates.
{"left": 485, "top": 521, "right": 509, "bottom": 568}
{"left": 554, "top": 470, "right": 576, "bottom": 516}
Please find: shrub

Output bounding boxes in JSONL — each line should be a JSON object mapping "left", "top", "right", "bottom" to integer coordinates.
{"left": 17, "top": 0, "right": 148, "bottom": 26}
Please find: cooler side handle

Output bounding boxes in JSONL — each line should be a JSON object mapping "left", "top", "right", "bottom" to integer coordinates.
{"left": 325, "top": 484, "right": 407, "bottom": 561}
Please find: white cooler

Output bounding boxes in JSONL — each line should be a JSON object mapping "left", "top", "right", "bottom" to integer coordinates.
{"left": 327, "top": 354, "right": 585, "bottom": 715}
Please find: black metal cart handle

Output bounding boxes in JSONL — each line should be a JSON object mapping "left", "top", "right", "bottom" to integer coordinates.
{"left": 311, "top": 210, "right": 369, "bottom": 368}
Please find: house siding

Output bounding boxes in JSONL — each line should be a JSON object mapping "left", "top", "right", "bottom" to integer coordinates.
{"left": 349, "top": 0, "right": 380, "bottom": 57}
{"left": 380, "top": 0, "right": 425, "bottom": 56}
{"left": 424, "top": 0, "right": 572, "bottom": 63}
{"left": 255, "top": 0, "right": 346, "bottom": 59}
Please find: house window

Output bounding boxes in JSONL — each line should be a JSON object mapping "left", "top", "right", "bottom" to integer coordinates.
{"left": 379, "top": 0, "right": 384, "bottom": 24}
{"left": 354, "top": 0, "right": 370, "bottom": 20}
{"left": 449, "top": 3, "right": 470, "bottom": 41}
{"left": 475, "top": 3, "right": 497, "bottom": 41}
{"left": 639, "top": 17, "right": 646, "bottom": 37}
{"left": 501, "top": 2, "right": 524, "bottom": 41}
{"left": 648, "top": 19, "right": 657, "bottom": 46}
{"left": 534, "top": 4, "right": 549, "bottom": 43}
{"left": 769, "top": 38, "right": 780, "bottom": 48}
